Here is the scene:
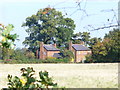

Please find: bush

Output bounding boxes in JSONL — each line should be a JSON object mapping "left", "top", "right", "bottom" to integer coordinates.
{"left": 7, "top": 67, "right": 57, "bottom": 88}
{"left": 2, "top": 58, "right": 71, "bottom": 64}
{"left": 25, "top": 51, "right": 35, "bottom": 59}
{"left": 84, "top": 54, "right": 94, "bottom": 63}
{"left": 60, "top": 49, "right": 74, "bottom": 62}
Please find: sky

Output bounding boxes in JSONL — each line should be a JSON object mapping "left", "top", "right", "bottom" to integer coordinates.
{"left": 0, "top": 0, "right": 119, "bottom": 49}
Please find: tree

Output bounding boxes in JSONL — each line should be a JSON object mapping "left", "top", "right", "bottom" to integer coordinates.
{"left": 104, "top": 28, "right": 120, "bottom": 62}
{"left": 60, "top": 49, "right": 74, "bottom": 62}
{"left": 90, "top": 28, "right": 120, "bottom": 62}
{"left": 0, "top": 24, "right": 18, "bottom": 48}
{"left": 71, "top": 32, "right": 91, "bottom": 45}
{"left": 72, "top": 32, "right": 82, "bottom": 44}
{"left": 0, "top": 24, "right": 19, "bottom": 59}
{"left": 81, "top": 32, "right": 90, "bottom": 46}
{"left": 92, "top": 41, "right": 108, "bottom": 62}
{"left": 89, "top": 37, "right": 102, "bottom": 48}
{"left": 22, "top": 7, "right": 76, "bottom": 52}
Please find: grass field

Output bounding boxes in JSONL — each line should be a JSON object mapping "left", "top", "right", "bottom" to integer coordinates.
{"left": 0, "top": 63, "right": 118, "bottom": 88}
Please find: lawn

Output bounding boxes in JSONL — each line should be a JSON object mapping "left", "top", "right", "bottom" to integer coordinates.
{"left": 0, "top": 63, "right": 118, "bottom": 88}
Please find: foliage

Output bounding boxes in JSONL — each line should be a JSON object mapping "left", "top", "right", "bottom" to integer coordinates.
{"left": 10, "top": 48, "right": 35, "bottom": 60}
{"left": 60, "top": 49, "right": 74, "bottom": 62}
{"left": 22, "top": 7, "right": 75, "bottom": 52}
{"left": 89, "top": 28, "right": 120, "bottom": 63}
{"left": 81, "top": 32, "right": 90, "bottom": 46}
{"left": 0, "top": 24, "right": 19, "bottom": 49}
{"left": 89, "top": 37, "right": 102, "bottom": 47}
{"left": 2, "top": 58, "right": 70, "bottom": 64}
{"left": 84, "top": 54, "right": 96, "bottom": 63}
{"left": 72, "top": 32, "right": 91, "bottom": 46}
{"left": 104, "top": 28, "right": 120, "bottom": 62}
{"left": 7, "top": 67, "right": 57, "bottom": 88}
{"left": 25, "top": 50, "right": 35, "bottom": 59}
{"left": 13, "top": 48, "right": 27, "bottom": 60}
{"left": 1, "top": 48, "right": 14, "bottom": 60}
{"left": 0, "top": 24, "right": 19, "bottom": 60}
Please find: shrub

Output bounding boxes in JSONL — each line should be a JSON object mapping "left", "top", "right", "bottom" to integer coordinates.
{"left": 60, "top": 49, "right": 74, "bottom": 62}
{"left": 2, "top": 58, "right": 71, "bottom": 64}
{"left": 84, "top": 54, "right": 93, "bottom": 63}
{"left": 7, "top": 67, "right": 57, "bottom": 88}
{"left": 47, "top": 57, "right": 56, "bottom": 60}
{"left": 25, "top": 51, "right": 35, "bottom": 59}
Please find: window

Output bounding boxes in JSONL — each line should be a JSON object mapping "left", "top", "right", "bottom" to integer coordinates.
{"left": 43, "top": 52, "right": 46, "bottom": 55}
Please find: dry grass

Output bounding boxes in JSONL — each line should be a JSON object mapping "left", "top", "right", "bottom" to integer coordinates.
{"left": 0, "top": 63, "right": 118, "bottom": 88}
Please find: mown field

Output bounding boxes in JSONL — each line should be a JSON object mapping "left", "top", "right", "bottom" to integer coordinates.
{"left": 0, "top": 63, "right": 118, "bottom": 88}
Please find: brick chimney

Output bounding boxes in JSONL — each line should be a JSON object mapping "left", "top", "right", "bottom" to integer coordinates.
{"left": 40, "top": 42, "right": 44, "bottom": 59}
{"left": 69, "top": 41, "right": 72, "bottom": 51}
{"left": 53, "top": 43, "right": 56, "bottom": 48}
{"left": 36, "top": 49, "right": 38, "bottom": 59}
{"left": 80, "top": 41, "right": 85, "bottom": 45}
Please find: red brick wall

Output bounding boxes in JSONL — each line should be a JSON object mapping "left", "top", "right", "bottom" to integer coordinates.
{"left": 39, "top": 42, "right": 60, "bottom": 60}
{"left": 75, "top": 51, "right": 92, "bottom": 62}
{"left": 47, "top": 51, "right": 60, "bottom": 57}
{"left": 40, "top": 47, "right": 60, "bottom": 59}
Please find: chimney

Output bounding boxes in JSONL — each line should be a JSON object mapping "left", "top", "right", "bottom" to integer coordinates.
{"left": 53, "top": 43, "right": 56, "bottom": 48}
{"left": 80, "top": 41, "right": 85, "bottom": 45}
{"left": 69, "top": 41, "right": 72, "bottom": 51}
{"left": 40, "top": 42, "right": 44, "bottom": 59}
{"left": 36, "top": 49, "right": 38, "bottom": 59}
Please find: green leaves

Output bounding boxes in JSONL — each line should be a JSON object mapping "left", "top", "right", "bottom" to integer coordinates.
{"left": 7, "top": 74, "right": 22, "bottom": 88}
{"left": 7, "top": 67, "right": 57, "bottom": 88}
{"left": 0, "top": 24, "right": 19, "bottom": 49}
{"left": 89, "top": 29, "right": 120, "bottom": 62}
{"left": 22, "top": 7, "right": 75, "bottom": 51}
{"left": 39, "top": 71, "right": 57, "bottom": 88}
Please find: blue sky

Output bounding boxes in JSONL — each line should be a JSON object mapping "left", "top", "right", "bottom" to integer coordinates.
{"left": 0, "top": 0, "right": 119, "bottom": 48}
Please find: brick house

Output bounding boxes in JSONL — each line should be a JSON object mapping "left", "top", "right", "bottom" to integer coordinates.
{"left": 37, "top": 41, "right": 91, "bottom": 62}
{"left": 69, "top": 41, "right": 92, "bottom": 62}
{"left": 37, "top": 42, "right": 60, "bottom": 59}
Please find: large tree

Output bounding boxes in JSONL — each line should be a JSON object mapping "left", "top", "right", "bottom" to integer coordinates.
{"left": 104, "top": 28, "right": 120, "bottom": 61}
{"left": 90, "top": 28, "right": 120, "bottom": 62}
{"left": 22, "top": 8, "right": 76, "bottom": 51}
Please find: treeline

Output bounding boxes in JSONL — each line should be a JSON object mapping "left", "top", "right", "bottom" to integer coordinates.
{"left": 1, "top": 28, "right": 119, "bottom": 63}
{"left": 0, "top": 8, "right": 119, "bottom": 63}
{"left": 84, "top": 29, "right": 120, "bottom": 63}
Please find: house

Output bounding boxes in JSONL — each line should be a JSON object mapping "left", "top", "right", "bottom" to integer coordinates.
{"left": 69, "top": 41, "right": 92, "bottom": 62}
{"left": 37, "top": 41, "right": 91, "bottom": 62}
{"left": 37, "top": 42, "right": 60, "bottom": 59}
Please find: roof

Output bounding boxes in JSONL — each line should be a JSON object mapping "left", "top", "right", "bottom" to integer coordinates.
{"left": 72, "top": 44, "right": 91, "bottom": 51}
{"left": 44, "top": 45, "right": 60, "bottom": 51}
{"left": 53, "top": 53, "right": 62, "bottom": 58}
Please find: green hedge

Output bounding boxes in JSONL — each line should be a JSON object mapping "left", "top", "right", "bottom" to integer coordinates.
{"left": 1, "top": 58, "right": 70, "bottom": 64}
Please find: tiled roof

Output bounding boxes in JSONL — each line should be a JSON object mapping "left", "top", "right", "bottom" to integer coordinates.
{"left": 53, "top": 53, "right": 62, "bottom": 58}
{"left": 44, "top": 45, "right": 60, "bottom": 51}
{"left": 72, "top": 44, "right": 90, "bottom": 51}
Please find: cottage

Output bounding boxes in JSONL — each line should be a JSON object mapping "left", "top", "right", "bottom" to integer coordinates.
{"left": 37, "top": 41, "right": 91, "bottom": 62}
{"left": 37, "top": 42, "right": 60, "bottom": 59}
{"left": 69, "top": 41, "right": 91, "bottom": 62}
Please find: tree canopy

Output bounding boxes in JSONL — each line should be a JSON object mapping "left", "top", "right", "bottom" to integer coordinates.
{"left": 0, "top": 24, "right": 19, "bottom": 59}
{"left": 90, "top": 28, "right": 120, "bottom": 62}
{"left": 0, "top": 24, "right": 18, "bottom": 49}
{"left": 22, "top": 8, "right": 76, "bottom": 51}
